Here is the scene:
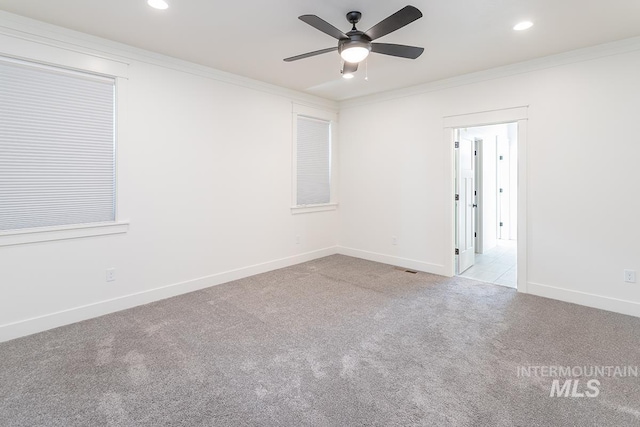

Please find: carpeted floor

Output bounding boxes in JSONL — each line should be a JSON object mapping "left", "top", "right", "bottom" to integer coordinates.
{"left": 1, "top": 255, "right": 639, "bottom": 426}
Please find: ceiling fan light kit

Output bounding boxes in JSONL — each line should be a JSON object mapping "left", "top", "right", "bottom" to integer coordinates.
{"left": 340, "top": 43, "right": 371, "bottom": 63}
{"left": 341, "top": 61, "right": 358, "bottom": 79}
{"left": 284, "top": 5, "right": 424, "bottom": 77}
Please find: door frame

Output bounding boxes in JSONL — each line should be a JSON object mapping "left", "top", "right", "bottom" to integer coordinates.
{"left": 443, "top": 106, "right": 528, "bottom": 293}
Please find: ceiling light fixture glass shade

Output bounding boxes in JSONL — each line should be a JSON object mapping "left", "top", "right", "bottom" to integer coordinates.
{"left": 148, "top": 0, "right": 169, "bottom": 10}
{"left": 341, "top": 61, "right": 358, "bottom": 79}
{"left": 513, "top": 21, "right": 533, "bottom": 31}
{"left": 340, "top": 46, "right": 370, "bottom": 63}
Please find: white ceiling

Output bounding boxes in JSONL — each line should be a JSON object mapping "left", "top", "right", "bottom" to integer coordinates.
{"left": 1, "top": 0, "right": 639, "bottom": 101}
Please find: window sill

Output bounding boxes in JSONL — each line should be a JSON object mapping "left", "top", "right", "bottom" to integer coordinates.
{"left": 0, "top": 221, "right": 130, "bottom": 247}
{"left": 290, "top": 203, "right": 338, "bottom": 215}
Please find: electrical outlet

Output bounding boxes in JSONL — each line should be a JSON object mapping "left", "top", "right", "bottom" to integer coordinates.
{"left": 106, "top": 268, "right": 116, "bottom": 282}
{"left": 624, "top": 269, "right": 636, "bottom": 283}
{"left": 392, "top": 235, "right": 397, "bottom": 245}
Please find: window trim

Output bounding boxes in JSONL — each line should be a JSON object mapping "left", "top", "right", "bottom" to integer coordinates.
{"left": 0, "top": 221, "right": 129, "bottom": 247}
{"left": 0, "top": 54, "right": 129, "bottom": 246}
{"left": 291, "top": 104, "right": 338, "bottom": 214}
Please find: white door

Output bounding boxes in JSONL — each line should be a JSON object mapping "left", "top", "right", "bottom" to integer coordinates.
{"left": 456, "top": 136, "right": 476, "bottom": 273}
{"left": 497, "top": 137, "right": 510, "bottom": 239}
{"left": 474, "top": 138, "right": 483, "bottom": 254}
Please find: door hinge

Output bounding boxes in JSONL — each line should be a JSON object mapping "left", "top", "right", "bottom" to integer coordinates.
{"left": 499, "top": 188, "right": 503, "bottom": 193}
{"left": 455, "top": 248, "right": 459, "bottom": 255}
{"left": 455, "top": 141, "right": 459, "bottom": 149}
{"left": 455, "top": 194, "right": 459, "bottom": 201}
{"left": 499, "top": 155, "right": 504, "bottom": 160}
{"left": 474, "top": 150, "right": 477, "bottom": 156}
{"left": 474, "top": 190, "right": 477, "bottom": 196}
{"left": 500, "top": 222, "right": 504, "bottom": 227}
{"left": 474, "top": 232, "right": 477, "bottom": 238}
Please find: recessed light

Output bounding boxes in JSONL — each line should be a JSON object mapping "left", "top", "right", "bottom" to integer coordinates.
{"left": 513, "top": 21, "right": 533, "bottom": 31}
{"left": 148, "top": 0, "right": 168, "bottom": 10}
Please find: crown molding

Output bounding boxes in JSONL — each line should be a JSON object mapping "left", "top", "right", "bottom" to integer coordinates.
{"left": 3, "top": 10, "right": 639, "bottom": 115}
{"left": 0, "top": 11, "right": 338, "bottom": 112}
{"left": 339, "top": 36, "right": 640, "bottom": 110}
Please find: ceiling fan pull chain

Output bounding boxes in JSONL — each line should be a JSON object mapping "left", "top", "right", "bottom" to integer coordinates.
{"left": 365, "top": 58, "right": 368, "bottom": 81}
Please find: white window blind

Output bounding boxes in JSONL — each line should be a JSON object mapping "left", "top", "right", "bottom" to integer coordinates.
{"left": 0, "top": 58, "right": 116, "bottom": 231}
{"left": 296, "top": 116, "right": 331, "bottom": 205}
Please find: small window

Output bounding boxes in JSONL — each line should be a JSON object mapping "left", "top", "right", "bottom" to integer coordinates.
{"left": 296, "top": 116, "right": 331, "bottom": 206}
{"left": 0, "top": 57, "right": 116, "bottom": 231}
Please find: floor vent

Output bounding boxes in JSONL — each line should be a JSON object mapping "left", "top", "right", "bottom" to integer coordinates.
{"left": 395, "top": 267, "right": 418, "bottom": 274}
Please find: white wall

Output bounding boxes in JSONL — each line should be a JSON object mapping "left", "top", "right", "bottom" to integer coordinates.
{"left": 338, "top": 42, "right": 640, "bottom": 317}
{"left": 0, "top": 14, "right": 339, "bottom": 341}
{"left": 1, "top": 14, "right": 639, "bottom": 344}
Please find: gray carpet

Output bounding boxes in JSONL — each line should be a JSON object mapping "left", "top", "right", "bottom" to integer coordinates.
{"left": 1, "top": 255, "right": 639, "bottom": 426}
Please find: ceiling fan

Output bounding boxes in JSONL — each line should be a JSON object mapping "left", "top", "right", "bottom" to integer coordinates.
{"left": 284, "top": 6, "right": 424, "bottom": 78}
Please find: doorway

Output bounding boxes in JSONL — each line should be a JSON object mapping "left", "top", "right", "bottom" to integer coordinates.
{"left": 454, "top": 123, "right": 518, "bottom": 288}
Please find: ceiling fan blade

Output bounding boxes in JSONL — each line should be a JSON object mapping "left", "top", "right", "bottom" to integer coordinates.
{"left": 299, "top": 15, "right": 348, "bottom": 40}
{"left": 343, "top": 62, "right": 359, "bottom": 74}
{"left": 364, "top": 6, "right": 423, "bottom": 41}
{"left": 283, "top": 47, "right": 338, "bottom": 62}
{"left": 371, "top": 43, "right": 424, "bottom": 59}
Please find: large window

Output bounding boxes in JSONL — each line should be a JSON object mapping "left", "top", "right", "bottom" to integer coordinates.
{"left": 0, "top": 57, "right": 116, "bottom": 232}
{"left": 292, "top": 105, "right": 337, "bottom": 213}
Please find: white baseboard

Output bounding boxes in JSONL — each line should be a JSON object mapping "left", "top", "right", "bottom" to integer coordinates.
{"left": 337, "top": 247, "right": 640, "bottom": 318}
{"left": 527, "top": 281, "right": 640, "bottom": 318}
{"left": 0, "top": 246, "right": 339, "bottom": 343}
{"left": 5, "top": 249, "right": 636, "bottom": 343}
{"left": 337, "top": 246, "right": 447, "bottom": 276}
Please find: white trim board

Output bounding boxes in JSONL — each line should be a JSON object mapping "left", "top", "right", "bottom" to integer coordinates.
{"left": 443, "top": 108, "right": 528, "bottom": 295}
{"left": 0, "top": 11, "right": 338, "bottom": 112}
{"left": 339, "top": 36, "right": 640, "bottom": 109}
{"left": 527, "top": 282, "right": 640, "bottom": 318}
{"left": 337, "top": 246, "right": 448, "bottom": 276}
{"left": 443, "top": 106, "right": 529, "bottom": 128}
{"left": 0, "top": 246, "right": 338, "bottom": 343}
{"left": 338, "top": 246, "right": 639, "bottom": 318}
{"left": 0, "top": 221, "right": 129, "bottom": 247}
{"left": 3, "top": 247, "right": 637, "bottom": 343}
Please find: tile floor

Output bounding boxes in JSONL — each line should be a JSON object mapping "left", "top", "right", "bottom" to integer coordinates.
{"left": 458, "top": 239, "right": 517, "bottom": 288}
